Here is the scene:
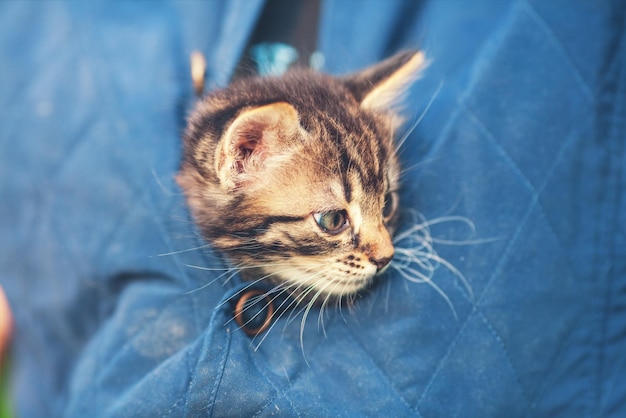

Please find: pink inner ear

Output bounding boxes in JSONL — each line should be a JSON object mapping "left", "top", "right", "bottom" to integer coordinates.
{"left": 233, "top": 123, "right": 266, "bottom": 174}
{"left": 220, "top": 102, "right": 297, "bottom": 187}
{"left": 236, "top": 136, "right": 257, "bottom": 173}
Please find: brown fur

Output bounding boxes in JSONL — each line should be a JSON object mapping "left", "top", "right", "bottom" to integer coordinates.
{"left": 177, "top": 51, "right": 425, "bottom": 300}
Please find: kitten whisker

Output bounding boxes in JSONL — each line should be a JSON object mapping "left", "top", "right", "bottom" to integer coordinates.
{"left": 317, "top": 279, "right": 347, "bottom": 338}
{"left": 256, "top": 278, "right": 325, "bottom": 351}
{"left": 251, "top": 282, "right": 308, "bottom": 351}
{"left": 155, "top": 244, "right": 213, "bottom": 257}
{"left": 237, "top": 265, "right": 329, "bottom": 351}
{"left": 151, "top": 167, "right": 175, "bottom": 196}
{"left": 184, "top": 259, "right": 303, "bottom": 285}
{"left": 394, "top": 80, "right": 444, "bottom": 154}
{"left": 245, "top": 286, "right": 299, "bottom": 351}
{"left": 395, "top": 159, "right": 434, "bottom": 180}
{"left": 228, "top": 281, "right": 295, "bottom": 332}
{"left": 299, "top": 280, "right": 336, "bottom": 362}
{"left": 286, "top": 283, "right": 322, "bottom": 326}
{"left": 216, "top": 265, "right": 309, "bottom": 310}
{"left": 335, "top": 291, "right": 345, "bottom": 316}
{"left": 389, "top": 211, "right": 493, "bottom": 319}
{"left": 384, "top": 278, "right": 392, "bottom": 314}
{"left": 182, "top": 264, "right": 236, "bottom": 272}
{"left": 420, "top": 251, "right": 473, "bottom": 299}
{"left": 182, "top": 265, "right": 242, "bottom": 295}
{"left": 391, "top": 262, "right": 458, "bottom": 320}
{"left": 318, "top": 281, "right": 343, "bottom": 335}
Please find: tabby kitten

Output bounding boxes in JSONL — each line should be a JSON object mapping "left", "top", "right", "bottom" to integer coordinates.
{"left": 177, "top": 51, "right": 426, "bottom": 301}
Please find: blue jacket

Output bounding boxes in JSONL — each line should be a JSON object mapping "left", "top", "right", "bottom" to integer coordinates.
{"left": 1, "top": 1, "right": 625, "bottom": 416}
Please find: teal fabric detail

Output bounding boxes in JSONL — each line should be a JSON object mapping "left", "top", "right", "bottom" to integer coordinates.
{"left": 250, "top": 42, "right": 299, "bottom": 76}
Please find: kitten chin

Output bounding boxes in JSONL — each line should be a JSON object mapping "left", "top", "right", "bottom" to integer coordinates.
{"left": 178, "top": 50, "right": 426, "bottom": 302}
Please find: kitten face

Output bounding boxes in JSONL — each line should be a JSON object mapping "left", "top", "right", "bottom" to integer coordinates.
{"left": 178, "top": 51, "right": 425, "bottom": 299}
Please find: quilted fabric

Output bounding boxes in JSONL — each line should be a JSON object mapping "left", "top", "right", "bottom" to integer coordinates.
{"left": 1, "top": 0, "right": 625, "bottom": 416}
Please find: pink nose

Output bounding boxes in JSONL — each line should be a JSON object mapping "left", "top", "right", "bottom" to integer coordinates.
{"left": 360, "top": 221, "right": 395, "bottom": 271}
{"left": 370, "top": 255, "right": 392, "bottom": 271}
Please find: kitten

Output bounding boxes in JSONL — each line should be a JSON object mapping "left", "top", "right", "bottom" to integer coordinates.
{"left": 177, "top": 51, "right": 426, "bottom": 303}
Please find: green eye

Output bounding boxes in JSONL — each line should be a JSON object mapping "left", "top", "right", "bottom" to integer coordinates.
{"left": 313, "top": 210, "right": 348, "bottom": 234}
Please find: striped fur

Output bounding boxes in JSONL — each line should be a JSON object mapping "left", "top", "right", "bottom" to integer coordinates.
{"left": 178, "top": 51, "right": 425, "bottom": 299}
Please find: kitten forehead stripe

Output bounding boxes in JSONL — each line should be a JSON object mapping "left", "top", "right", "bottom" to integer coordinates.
{"left": 321, "top": 119, "right": 375, "bottom": 199}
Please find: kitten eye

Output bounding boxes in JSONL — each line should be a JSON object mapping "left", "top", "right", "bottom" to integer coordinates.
{"left": 382, "top": 191, "right": 398, "bottom": 221}
{"left": 313, "top": 210, "right": 349, "bottom": 234}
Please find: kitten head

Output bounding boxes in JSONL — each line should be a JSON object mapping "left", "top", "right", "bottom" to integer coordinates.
{"left": 178, "top": 51, "right": 425, "bottom": 299}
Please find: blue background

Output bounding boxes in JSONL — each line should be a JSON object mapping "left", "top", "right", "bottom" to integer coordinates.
{"left": 1, "top": 1, "right": 625, "bottom": 416}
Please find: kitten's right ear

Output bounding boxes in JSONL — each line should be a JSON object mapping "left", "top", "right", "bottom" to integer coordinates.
{"left": 215, "top": 102, "right": 301, "bottom": 190}
{"left": 343, "top": 50, "right": 426, "bottom": 114}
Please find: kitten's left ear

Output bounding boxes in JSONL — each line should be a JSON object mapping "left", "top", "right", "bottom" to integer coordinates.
{"left": 215, "top": 102, "right": 302, "bottom": 190}
{"left": 343, "top": 50, "right": 427, "bottom": 113}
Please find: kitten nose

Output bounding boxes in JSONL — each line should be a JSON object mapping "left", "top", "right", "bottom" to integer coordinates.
{"left": 369, "top": 234, "right": 394, "bottom": 271}
{"left": 361, "top": 222, "right": 394, "bottom": 271}
{"left": 370, "top": 255, "right": 392, "bottom": 271}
